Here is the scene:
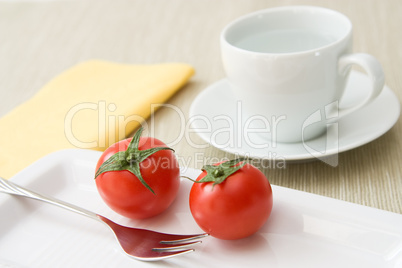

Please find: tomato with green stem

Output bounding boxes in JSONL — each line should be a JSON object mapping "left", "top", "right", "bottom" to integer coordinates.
{"left": 95, "top": 128, "right": 180, "bottom": 219}
{"left": 189, "top": 159, "right": 273, "bottom": 240}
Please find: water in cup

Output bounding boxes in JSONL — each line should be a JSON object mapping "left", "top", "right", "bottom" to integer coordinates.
{"left": 233, "top": 29, "right": 337, "bottom": 53}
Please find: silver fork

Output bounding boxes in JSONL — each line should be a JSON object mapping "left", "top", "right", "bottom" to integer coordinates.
{"left": 0, "top": 177, "right": 208, "bottom": 261}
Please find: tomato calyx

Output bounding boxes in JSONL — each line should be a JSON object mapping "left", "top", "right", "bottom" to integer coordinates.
{"left": 196, "top": 158, "right": 247, "bottom": 186}
{"left": 94, "top": 127, "right": 174, "bottom": 194}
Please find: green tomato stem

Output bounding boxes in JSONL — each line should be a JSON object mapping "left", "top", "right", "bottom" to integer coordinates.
{"left": 94, "top": 127, "right": 175, "bottom": 195}
{"left": 195, "top": 158, "right": 247, "bottom": 186}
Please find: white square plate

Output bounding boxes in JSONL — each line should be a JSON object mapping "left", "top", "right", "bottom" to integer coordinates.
{"left": 0, "top": 149, "right": 401, "bottom": 267}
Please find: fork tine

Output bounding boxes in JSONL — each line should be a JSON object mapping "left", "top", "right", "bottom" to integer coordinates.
{"left": 160, "top": 233, "right": 209, "bottom": 244}
{"left": 153, "top": 240, "right": 202, "bottom": 251}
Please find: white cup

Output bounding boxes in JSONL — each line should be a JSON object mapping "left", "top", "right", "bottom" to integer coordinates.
{"left": 220, "top": 6, "right": 384, "bottom": 143}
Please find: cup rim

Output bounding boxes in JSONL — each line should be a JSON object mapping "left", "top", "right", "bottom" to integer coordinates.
{"left": 220, "top": 5, "right": 352, "bottom": 56}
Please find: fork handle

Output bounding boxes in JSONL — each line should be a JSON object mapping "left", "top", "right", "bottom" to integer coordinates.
{"left": 0, "top": 177, "right": 101, "bottom": 222}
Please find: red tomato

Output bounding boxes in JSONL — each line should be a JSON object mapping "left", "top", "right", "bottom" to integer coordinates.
{"left": 189, "top": 161, "right": 273, "bottom": 240}
{"left": 95, "top": 132, "right": 180, "bottom": 219}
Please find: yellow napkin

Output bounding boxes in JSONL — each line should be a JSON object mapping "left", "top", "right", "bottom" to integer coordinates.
{"left": 0, "top": 60, "right": 194, "bottom": 179}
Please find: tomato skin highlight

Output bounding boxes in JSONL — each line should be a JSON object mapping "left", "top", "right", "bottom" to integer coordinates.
{"left": 189, "top": 163, "right": 273, "bottom": 240}
{"left": 95, "top": 137, "right": 180, "bottom": 219}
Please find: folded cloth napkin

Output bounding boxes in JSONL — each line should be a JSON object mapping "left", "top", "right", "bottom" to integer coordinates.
{"left": 0, "top": 60, "right": 194, "bottom": 179}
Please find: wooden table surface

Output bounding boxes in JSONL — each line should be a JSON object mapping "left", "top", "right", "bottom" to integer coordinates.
{"left": 0, "top": 0, "right": 401, "bottom": 214}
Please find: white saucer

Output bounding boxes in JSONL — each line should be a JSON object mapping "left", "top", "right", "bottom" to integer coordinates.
{"left": 189, "top": 71, "right": 400, "bottom": 162}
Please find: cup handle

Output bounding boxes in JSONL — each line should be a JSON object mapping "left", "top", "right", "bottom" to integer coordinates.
{"left": 336, "top": 53, "right": 385, "bottom": 120}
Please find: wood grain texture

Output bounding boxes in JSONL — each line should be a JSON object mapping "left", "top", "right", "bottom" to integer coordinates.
{"left": 0, "top": 0, "right": 401, "bottom": 213}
